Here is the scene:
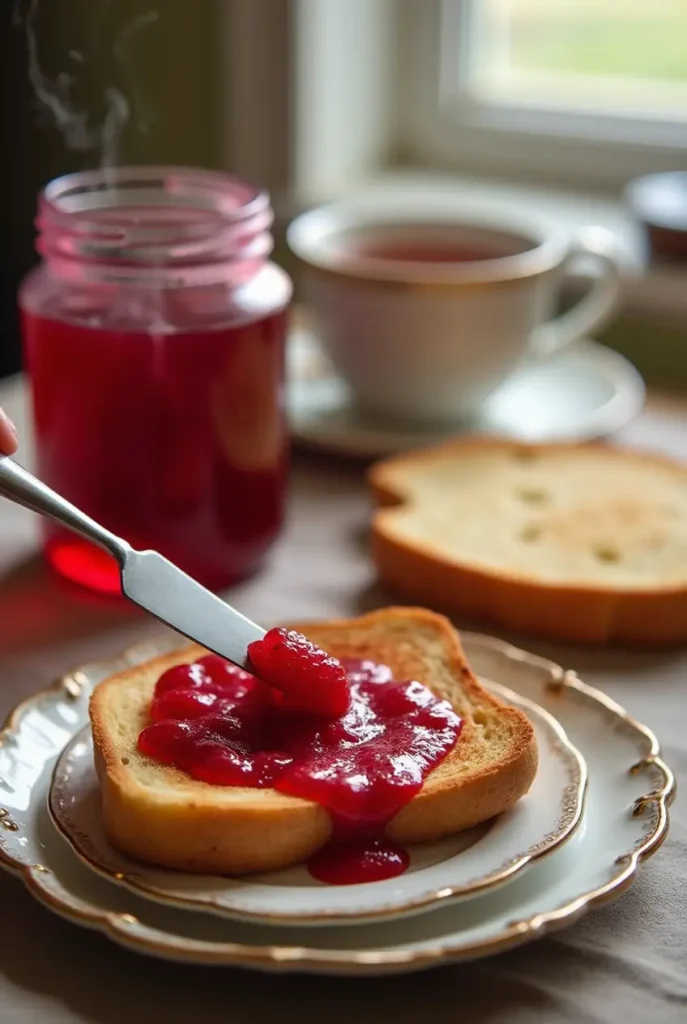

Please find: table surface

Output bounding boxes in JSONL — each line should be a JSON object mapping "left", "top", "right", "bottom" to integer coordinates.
{"left": 0, "top": 375, "right": 685, "bottom": 1024}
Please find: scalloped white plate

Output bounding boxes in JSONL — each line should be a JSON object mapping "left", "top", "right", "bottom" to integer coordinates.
{"left": 48, "top": 680, "right": 585, "bottom": 926}
{"left": 0, "top": 633, "right": 674, "bottom": 974}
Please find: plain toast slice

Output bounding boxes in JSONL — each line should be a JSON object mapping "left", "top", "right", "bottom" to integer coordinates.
{"left": 90, "top": 607, "right": 538, "bottom": 874}
{"left": 370, "top": 441, "right": 687, "bottom": 645}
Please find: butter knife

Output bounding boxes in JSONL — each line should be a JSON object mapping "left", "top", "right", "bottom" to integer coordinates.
{"left": 0, "top": 456, "right": 265, "bottom": 668}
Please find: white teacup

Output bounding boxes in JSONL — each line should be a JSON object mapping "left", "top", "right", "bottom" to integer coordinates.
{"left": 287, "top": 206, "right": 622, "bottom": 424}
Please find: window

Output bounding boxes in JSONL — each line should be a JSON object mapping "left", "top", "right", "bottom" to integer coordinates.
{"left": 398, "top": 0, "right": 687, "bottom": 190}
{"left": 220, "top": 0, "right": 687, "bottom": 202}
{"left": 469, "top": 0, "right": 687, "bottom": 119}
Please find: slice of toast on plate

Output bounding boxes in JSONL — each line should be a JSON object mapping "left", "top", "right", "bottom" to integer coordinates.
{"left": 90, "top": 607, "right": 537, "bottom": 874}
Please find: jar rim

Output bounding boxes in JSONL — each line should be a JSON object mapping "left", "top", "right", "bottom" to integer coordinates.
{"left": 41, "top": 166, "right": 269, "bottom": 227}
{"left": 36, "top": 166, "right": 274, "bottom": 278}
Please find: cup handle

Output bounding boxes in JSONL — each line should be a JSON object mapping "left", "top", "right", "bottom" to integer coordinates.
{"left": 531, "top": 227, "right": 622, "bottom": 358}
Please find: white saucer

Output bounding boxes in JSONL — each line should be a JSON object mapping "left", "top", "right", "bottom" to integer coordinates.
{"left": 0, "top": 634, "right": 673, "bottom": 973}
{"left": 287, "top": 330, "right": 645, "bottom": 457}
{"left": 48, "top": 682, "right": 585, "bottom": 926}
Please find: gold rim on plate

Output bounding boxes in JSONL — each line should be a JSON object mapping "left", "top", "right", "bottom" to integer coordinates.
{"left": 0, "top": 634, "right": 676, "bottom": 971}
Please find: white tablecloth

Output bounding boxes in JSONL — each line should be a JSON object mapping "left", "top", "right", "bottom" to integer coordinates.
{"left": 0, "top": 376, "right": 685, "bottom": 1024}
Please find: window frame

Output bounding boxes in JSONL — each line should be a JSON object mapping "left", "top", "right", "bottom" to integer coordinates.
{"left": 397, "top": 0, "right": 687, "bottom": 192}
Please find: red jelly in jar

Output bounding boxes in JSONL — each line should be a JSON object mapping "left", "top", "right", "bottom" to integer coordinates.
{"left": 20, "top": 168, "right": 291, "bottom": 594}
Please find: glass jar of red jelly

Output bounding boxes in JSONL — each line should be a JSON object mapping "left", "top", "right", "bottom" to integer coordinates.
{"left": 19, "top": 167, "right": 292, "bottom": 595}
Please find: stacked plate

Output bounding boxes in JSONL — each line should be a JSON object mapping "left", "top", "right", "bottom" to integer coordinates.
{"left": 0, "top": 633, "right": 673, "bottom": 974}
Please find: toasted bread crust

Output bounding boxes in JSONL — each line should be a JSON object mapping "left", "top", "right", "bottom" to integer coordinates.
{"left": 369, "top": 440, "right": 687, "bottom": 646}
{"left": 90, "top": 608, "right": 537, "bottom": 874}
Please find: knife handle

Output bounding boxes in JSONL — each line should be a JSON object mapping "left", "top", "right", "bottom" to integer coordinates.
{"left": 0, "top": 456, "right": 130, "bottom": 565}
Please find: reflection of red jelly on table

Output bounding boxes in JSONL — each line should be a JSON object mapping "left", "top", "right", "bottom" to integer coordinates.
{"left": 138, "top": 633, "right": 463, "bottom": 885}
{"left": 19, "top": 168, "right": 291, "bottom": 595}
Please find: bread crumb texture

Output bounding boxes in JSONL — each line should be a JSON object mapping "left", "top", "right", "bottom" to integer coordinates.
{"left": 377, "top": 445, "right": 687, "bottom": 589}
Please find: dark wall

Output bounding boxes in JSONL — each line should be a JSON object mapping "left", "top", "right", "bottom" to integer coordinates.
{"left": 2, "top": 1, "right": 42, "bottom": 378}
{"left": 0, "top": 0, "right": 222, "bottom": 379}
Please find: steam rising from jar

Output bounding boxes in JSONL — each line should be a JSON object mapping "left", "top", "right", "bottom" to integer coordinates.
{"left": 13, "top": 0, "right": 159, "bottom": 169}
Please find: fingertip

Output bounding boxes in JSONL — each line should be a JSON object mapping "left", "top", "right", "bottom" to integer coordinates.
{"left": 0, "top": 409, "right": 18, "bottom": 455}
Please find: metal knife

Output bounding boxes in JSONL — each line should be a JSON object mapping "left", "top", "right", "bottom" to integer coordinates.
{"left": 0, "top": 456, "right": 265, "bottom": 668}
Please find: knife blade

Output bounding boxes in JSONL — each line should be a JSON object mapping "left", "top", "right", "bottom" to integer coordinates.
{"left": 120, "top": 548, "right": 264, "bottom": 667}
